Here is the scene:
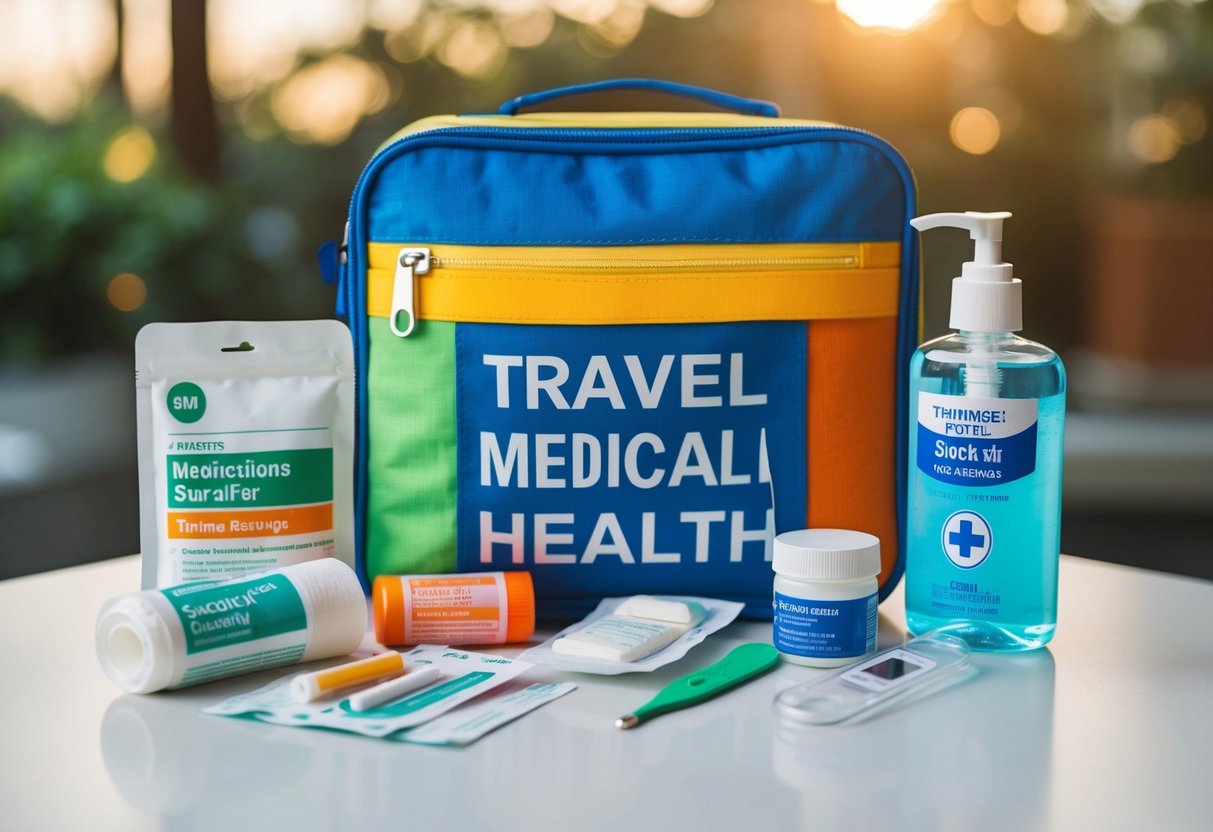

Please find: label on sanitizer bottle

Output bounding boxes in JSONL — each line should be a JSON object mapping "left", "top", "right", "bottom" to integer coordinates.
{"left": 772, "top": 591, "right": 878, "bottom": 658}
{"left": 916, "top": 393, "right": 1038, "bottom": 486}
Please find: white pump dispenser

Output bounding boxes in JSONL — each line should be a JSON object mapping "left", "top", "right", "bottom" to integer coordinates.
{"left": 909, "top": 211, "right": 1022, "bottom": 333}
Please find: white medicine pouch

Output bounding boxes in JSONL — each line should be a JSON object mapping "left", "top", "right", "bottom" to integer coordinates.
{"left": 136, "top": 321, "right": 355, "bottom": 588}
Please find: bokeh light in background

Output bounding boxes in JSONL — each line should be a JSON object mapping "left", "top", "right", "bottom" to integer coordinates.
{"left": 1127, "top": 114, "right": 1180, "bottom": 164}
{"left": 1162, "top": 98, "right": 1207, "bottom": 144}
{"left": 950, "top": 106, "right": 1002, "bottom": 154}
{"left": 106, "top": 273, "right": 148, "bottom": 312}
{"left": 123, "top": 0, "right": 171, "bottom": 115}
{"left": 0, "top": 0, "right": 115, "bottom": 120}
{"left": 271, "top": 56, "right": 391, "bottom": 144}
{"left": 972, "top": 0, "right": 1017, "bottom": 25}
{"left": 1090, "top": 0, "right": 1146, "bottom": 24}
{"left": 1017, "top": 0, "right": 1069, "bottom": 35}
{"left": 210, "top": 0, "right": 365, "bottom": 102}
{"left": 102, "top": 126, "right": 157, "bottom": 181}
{"left": 834, "top": 0, "right": 948, "bottom": 31}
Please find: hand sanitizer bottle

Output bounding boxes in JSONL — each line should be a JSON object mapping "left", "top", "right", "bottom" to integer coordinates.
{"left": 905, "top": 211, "right": 1065, "bottom": 651}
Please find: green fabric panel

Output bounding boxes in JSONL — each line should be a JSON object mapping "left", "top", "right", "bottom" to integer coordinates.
{"left": 366, "top": 317, "right": 457, "bottom": 577}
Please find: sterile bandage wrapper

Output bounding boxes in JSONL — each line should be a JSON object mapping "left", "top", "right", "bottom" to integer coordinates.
{"left": 397, "top": 681, "right": 576, "bottom": 747}
{"left": 205, "top": 646, "right": 529, "bottom": 738}
{"left": 521, "top": 595, "right": 744, "bottom": 675}
{"left": 551, "top": 596, "right": 708, "bottom": 662}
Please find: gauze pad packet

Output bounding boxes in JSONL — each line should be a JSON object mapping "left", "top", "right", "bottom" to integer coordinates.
{"left": 521, "top": 595, "right": 744, "bottom": 675}
{"left": 136, "top": 321, "right": 354, "bottom": 588}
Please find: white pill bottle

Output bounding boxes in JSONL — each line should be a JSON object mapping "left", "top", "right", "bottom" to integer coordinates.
{"left": 772, "top": 529, "right": 881, "bottom": 668}
{"left": 96, "top": 558, "right": 366, "bottom": 694}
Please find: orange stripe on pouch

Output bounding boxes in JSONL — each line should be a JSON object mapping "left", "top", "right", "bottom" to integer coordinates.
{"left": 806, "top": 318, "right": 900, "bottom": 587}
{"left": 166, "top": 504, "right": 333, "bottom": 539}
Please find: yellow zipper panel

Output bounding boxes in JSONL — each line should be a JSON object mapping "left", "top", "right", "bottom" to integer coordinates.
{"left": 365, "top": 242, "right": 900, "bottom": 327}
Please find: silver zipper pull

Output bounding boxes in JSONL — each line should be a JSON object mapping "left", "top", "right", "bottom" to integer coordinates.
{"left": 390, "top": 247, "right": 431, "bottom": 337}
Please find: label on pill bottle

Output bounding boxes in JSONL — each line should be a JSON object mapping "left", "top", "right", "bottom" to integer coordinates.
{"left": 161, "top": 572, "right": 309, "bottom": 687}
{"left": 772, "top": 591, "right": 877, "bottom": 659}
{"left": 402, "top": 574, "right": 509, "bottom": 644}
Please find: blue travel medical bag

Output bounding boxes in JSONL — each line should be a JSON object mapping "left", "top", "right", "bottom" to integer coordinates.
{"left": 333, "top": 79, "right": 919, "bottom": 617}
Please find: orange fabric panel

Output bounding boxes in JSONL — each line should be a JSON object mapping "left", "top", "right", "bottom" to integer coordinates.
{"left": 807, "top": 317, "right": 900, "bottom": 587}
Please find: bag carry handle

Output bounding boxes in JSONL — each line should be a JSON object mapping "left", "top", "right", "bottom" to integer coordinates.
{"left": 497, "top": 78, "right": 780, "bottom": 118}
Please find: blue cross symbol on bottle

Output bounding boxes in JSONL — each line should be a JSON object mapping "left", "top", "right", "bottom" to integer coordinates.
{"left": 942, "top": 511, "right": 992, "bottom": 569}
{"left": 950, "top": 520, "right": 984, "bottom": 558}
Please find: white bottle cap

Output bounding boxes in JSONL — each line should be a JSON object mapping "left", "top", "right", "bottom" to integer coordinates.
{"left": 909, "top": 211, "right": 1023, "bottom": 333}
{"left": 772, "top": 529, "right": 881, "bottom": 581}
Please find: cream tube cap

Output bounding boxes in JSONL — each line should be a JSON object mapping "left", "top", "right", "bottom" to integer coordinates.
{"left": 772, "top": 529, "right": 881, "bottom": 581}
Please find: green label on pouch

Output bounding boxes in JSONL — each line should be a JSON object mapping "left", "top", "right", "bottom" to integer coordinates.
{"left": 162, "top": 573, "right": 308, "bottom": 654}
{"left": 167, "top": 448, "right": 333, "bottom": 508}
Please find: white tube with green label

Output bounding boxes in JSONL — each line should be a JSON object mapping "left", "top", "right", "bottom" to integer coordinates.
{"left": 96, "top": 558, "right": 367, "bottom": 694}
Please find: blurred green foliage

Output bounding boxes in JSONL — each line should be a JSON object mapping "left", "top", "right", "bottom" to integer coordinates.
{"left": 0, "top": 100, "right": 336, "bottom": 360}
{"left": 0, "top": 5, "right": 770, "bottom": 361}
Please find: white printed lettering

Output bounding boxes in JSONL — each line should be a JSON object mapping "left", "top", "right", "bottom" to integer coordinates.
{"left": 718, "top": 429, "right": 751, "bottom": 485}
{"left": 640, "top": 511, "right": 679, "bottom": 563}
{"left": 526, "top": 356, "right": 570, "bottom": 410}
{"left": 729, "top": 353, "right": 766, "bottom": 406}
{"left": 730, "top": 508, "right": 774, "bottom": 562}
{"left": 571, "top": 433, "right": 601, "bottom": 488}
{"left": 668, "top": 431, "right": 718, "bottom": 487}
{"left": 681, "top": 354, "right": 723, "bottom": 407}
{"left": 624, "top": 354, "right": 674, "bottom": 409}
{"left": 624, "top": 433, "right": 665, "bottom": 489}
{"left": 681, "top": 510, "right": 726, "bottom": 563}
{"left": 533, "top": 514, "right": 576, "bottom": 564}
{"left": 582, "top": 513, "right": 635, "bottom": 564}
{"left": 534, "top": 434, "right": 566, "bottom": 488}
{"left": 481, "top": 432, "right": 529, "bottom": 488}
{"left": 571, "top": 355, "right": 626, "bottom": 410}
{"left": 480, "top": 511, "right": 525, "bottom": 564}
{"left": 483, "top": 354, "right": 523, "bottom": 408}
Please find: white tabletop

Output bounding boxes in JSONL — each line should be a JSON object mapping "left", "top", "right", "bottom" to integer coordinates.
{"left": 1, "top": 555, "right": 1209, "bottom": 832}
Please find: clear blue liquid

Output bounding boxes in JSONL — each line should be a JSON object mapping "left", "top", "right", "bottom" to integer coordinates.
{"left": 905, "top": 334, "right": 1066, "bottom": 651}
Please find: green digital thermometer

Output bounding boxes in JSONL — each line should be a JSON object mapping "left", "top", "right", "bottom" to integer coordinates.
{"left": 616, "top": 642, "right": 781, "bottom": 729}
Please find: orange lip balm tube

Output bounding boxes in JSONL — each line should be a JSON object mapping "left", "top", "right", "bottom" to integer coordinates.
{"left": 373, "top": 572, "right": 535, "bottom": 646}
